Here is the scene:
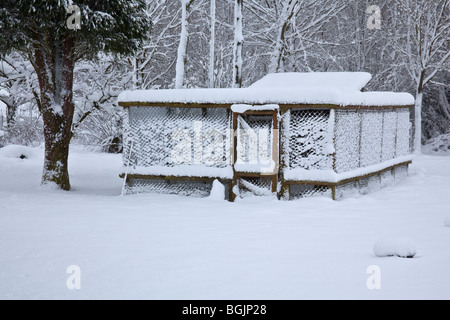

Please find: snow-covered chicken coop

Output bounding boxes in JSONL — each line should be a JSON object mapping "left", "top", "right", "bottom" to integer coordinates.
{"left": 118, "top": 72, "right": 414, "bottom": 201}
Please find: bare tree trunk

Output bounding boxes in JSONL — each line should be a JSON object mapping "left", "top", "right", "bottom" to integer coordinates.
{"left": 175, "top": 0, "right": 190, "bottom": 89}
{"left": 209, "top": 0, "right": 215, "bottom": 88}
{"left": 233, "top": 0, "right": 243, "bottom": 88}
{"left": 131, "top": 56, "right": 138, "bottom": 90}
{"left": 4, "top": 98, "right": 16, "bottom": 127}
{"left": 269, "top": 0, "right": 298, "bottom": 74}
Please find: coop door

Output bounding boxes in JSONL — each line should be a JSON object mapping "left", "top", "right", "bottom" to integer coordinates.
{"left": 232, "top": 110, "right": 279, "bottom": 199}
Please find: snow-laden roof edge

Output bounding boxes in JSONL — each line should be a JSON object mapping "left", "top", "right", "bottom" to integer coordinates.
{"left": 118, "top": 72, "right": 415, "bottom": 107}
{"left": 118, "top": 88, "right": 414, "bottom": 107}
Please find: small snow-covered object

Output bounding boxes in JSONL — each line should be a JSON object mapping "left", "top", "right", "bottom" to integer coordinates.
{"left": 373, "top": 236, "right": 417, "bottom": 258}
{"left": 208, "top": 179, "right": 225, "bottom": 201}
{"left": 0, "top": 145, "right": 37, "bottom": 160}
{"left": 444, "top": 217, "right": 450, "bottom": 227}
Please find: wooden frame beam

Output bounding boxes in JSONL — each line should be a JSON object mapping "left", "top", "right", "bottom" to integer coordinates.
{"left": 119, "top": 173, "right": 232, "bottom": 183}
{"left": 119, "top": 101, "right": 414, "bottom": 111}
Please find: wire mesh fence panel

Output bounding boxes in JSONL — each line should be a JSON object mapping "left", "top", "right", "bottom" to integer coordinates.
{"left": 360, "top": 111, "right": 383, "bottom": 167}
{"left": 380, "top": 168, "right": 395, "bottom": 188}
{"left": 394, "top": 163, "right": 408, "bottom": 181}
{"left": 335, "top": 181, "right": 358, "bottom": 200}
{"left": 289, "top": 184, "right": 331, "bottom": 199}
{"left": 127, "top": 107, "right": 231, "bottom": 168}
{"left": 381, "top": 110, "right": 397, "bottom": 162}
{"left": 288, "top": 109, "right": 332, "bottom": 170}
{"left": 334, "top": 110, "right": 360, "bottom": 173}
{"left": 359, "top": 174, "right": 381, "bottom": 195}
{"left": 237, "top": 176, "right": 273, "bottom": 198}
{"left": 396, "top": 109, "right": 411, "bottom": 157}
{"left": 125, "top": 178, "right": 220, "bottom": 197}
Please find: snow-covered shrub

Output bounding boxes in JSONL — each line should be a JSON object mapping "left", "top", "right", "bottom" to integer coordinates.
{"left": 70, "top": 57, "right": 133, "bottom": 153}
{"left": 72, "top": 107, "right": 124, "bottom": 153}
{"left": 373, "top": 236, "right": 417, "bottom": 258}
{"left": 0, "top": 109, "right": 43, "bottom": 147}
{"left": 0, "top": 53, "right": 42, "bottom": 147}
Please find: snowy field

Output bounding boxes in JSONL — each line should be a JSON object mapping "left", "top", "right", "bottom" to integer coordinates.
{"left": 0, "top": 145, "right": 449, "bottom": 299}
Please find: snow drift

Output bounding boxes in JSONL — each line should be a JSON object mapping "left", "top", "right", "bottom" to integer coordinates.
{"left": 373, "top": 236, "right": 417, "bottom": 258}
{"left": 208, "top": 179, "right": 225, "bottom": 201}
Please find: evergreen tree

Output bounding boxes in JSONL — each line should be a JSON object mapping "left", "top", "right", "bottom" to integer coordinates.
{"left": 0, "top": 0, "right": 151, "bottom": 190}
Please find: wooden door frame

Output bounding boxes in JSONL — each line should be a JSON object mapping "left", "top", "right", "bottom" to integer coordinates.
{"left": 229, "top": 109, "right": 279, "bottom": 201}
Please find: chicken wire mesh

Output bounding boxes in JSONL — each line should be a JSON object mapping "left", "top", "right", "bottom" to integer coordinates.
{"left": 334, "top": 110, "right": 360, "bottom": 173}
{"left": 334, "top": 108, "right": 411, "bottom": 173}
{"left": 381, "top": 110, "right": 397, "bottom": 162}
{"left": 334, "top": 181, "right": 358, "bottom": 200}
{"left": 380, "top": 168, "right": 395, "bottom": 188}
{"left": 125, "top": 106, "right": 231, "bottom": 168}
{"left": 396, "top": 109, "right": 411, "bottom": 156}
{"left": 125, "top": 177, "right": 230, "bottom": 199}
{"left": 237, "top": 176, "right": 274, "bottom": 198}
{"left": 394, "top": 163, "right": 408, "bottom": 181}
{"left": 285, "top": 109, "right": 333, "bottom": 171}
{"left": 359, "top": 174, "right": 381, "bottom": 195}
{"left": 289, "top": 184, "right": 331, "bottom": 199}
{"left": 334, "top": 164, "right": 407, "bottom": 200}
{"left": 360, "top": 111, "right": 383, "bottom": 167}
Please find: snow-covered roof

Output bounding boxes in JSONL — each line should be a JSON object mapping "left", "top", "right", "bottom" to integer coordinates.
{"left": 249, "top": 72, "right": 372, "bottom": 91}
{"left": 118, "top": 72, "right": 414, "bottom": 107}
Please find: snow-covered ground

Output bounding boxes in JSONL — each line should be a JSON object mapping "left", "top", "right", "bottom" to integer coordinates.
{"left": 0, "top": 145, "right": 449, "bottom": 299}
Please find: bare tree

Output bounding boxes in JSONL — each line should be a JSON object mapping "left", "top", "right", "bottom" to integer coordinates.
{"left": 393, "top": 0, "right": 450, "bottom": 153}
{"left": 268, "top": 0, "right": 299, "bottom": 73}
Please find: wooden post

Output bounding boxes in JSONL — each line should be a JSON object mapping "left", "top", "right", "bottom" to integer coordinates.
{"left": 229, "top": 111, "right": 238, "bottom": 202}
{"left": 271, "top": 110, "right": 279, "bottom": 194}
{"left": 278, "top": 109, "right": 288, "bottom": 199}
{"left": 331, "top": 185, "right": 336, "bottom": 200}
{"left": 358, "top": 109, "right": 363, "bottom": 168}
{"left": 332, "top": 109, "right": 337, "bottom": 173}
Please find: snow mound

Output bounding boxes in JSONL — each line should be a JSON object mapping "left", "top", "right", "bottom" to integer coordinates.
{"left": 208, "top": 179, "right": 225, "bottom": 201}
{"left": 444, "top": 217, "right": 450, "bottom": 227}
{"left": 0, "top": 145, "right": 38, "bottom": 160}
{"left": 373, "top": 236, "right": 417, "bottom": 258}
